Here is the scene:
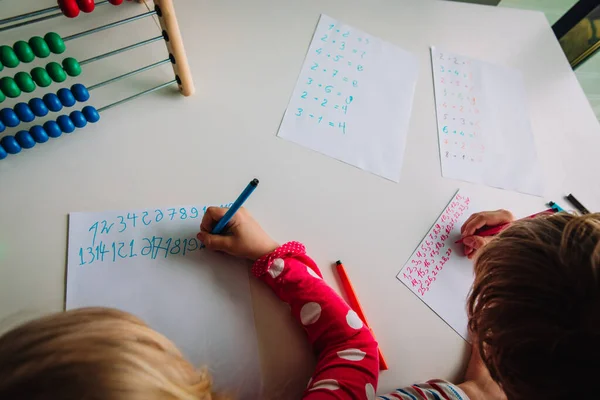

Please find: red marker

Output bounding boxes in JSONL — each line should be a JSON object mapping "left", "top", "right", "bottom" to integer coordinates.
{"left": 456, "top": 208, "right": 555, "bottom": 244}
{"left": 335, "top": 260, "right": 388, "bottom": 371}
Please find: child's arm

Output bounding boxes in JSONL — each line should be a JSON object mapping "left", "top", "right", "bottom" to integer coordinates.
{"left": 198, "top": 208, "right": 379, "bottom": 399}
{"left": 252, "top": 242, "right": 379, "bottom": 399}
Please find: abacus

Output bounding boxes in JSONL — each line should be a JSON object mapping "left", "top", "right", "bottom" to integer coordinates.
{"left": 0, "top": 0, "right": 194, "bottom": 160}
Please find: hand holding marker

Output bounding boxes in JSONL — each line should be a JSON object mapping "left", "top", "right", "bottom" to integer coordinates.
{"left": 199, "top": 179, "right": 259, "bottom": 248}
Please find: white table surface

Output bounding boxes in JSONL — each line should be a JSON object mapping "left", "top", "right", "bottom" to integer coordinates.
{"left": 1, "top": 0, "right": 599, "bottom": 398}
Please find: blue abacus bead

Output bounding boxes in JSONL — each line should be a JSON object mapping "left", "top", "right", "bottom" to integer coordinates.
{"left": 0, "top": 144, "right": 6, "bottom": 160}
{"left": 29, "top": 97, "right": 49, "bottom": 117}
{"left": 15, "top": 130, "right": 35, "bottom": 149}
{"left": 0, "top": 119, "right": 5, "bottom": 133}
{"left": 42, "top": 93, "right": 63, "bottom": 112}
{"left": 43, "top": 120, "right": 62, "bottom": 138}
{"left": 30, "top": 125, "right": 49, "bottom": 143}
{"left": 14, "top": 102, "right": 35, "bottom": 123}
{"left": 82, "top": 105, "right": 100, "bottom": 123}
{"left": 0, "top": 108, "right": 20, "bottom": 127}
{"left": 0, "top": 135, "right": 21, "bottom": 154}
{"left": 57, "top": 114, "right": 75, "bottom": 133}
{"left": 71, "top": 83, "right": 90, "bottom": 102}
{"left": 70, "top": 110, "right": 87, "bottom": 128}
{"left": 57, "top": 87, "right": 76, "bottom": 107}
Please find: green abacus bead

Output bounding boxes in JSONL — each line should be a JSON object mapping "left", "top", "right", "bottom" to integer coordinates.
{"left": 31, "top": 67, "right": 53, "bottom": 87}
{"left": 0, "top": 90, "right": 5, "bottom": 103}
{"left": 0, "top": 77, "right": 21, "bottom": 98}
{"left": 44, "top": 32, "right": 65, "bottom": 54}
{"left": 0, "top": 45, "right": 20, "bottom": 68}
{"left": 62, "top": 57, "right": 81, "bottom": 77}
{"left": 0, "top": 61, "right": 3, "bottom": 72}
{"left": 14, "top": 71, "right": 36, "bottom": 93}
{"left": 46, "top": 62, "right": 67, "bottom": 83}
{"left": 28, "top": 36, "right": 50, "bottom": 58}
{"left": 13, "top": 41, "right": 34, "bottom": 63}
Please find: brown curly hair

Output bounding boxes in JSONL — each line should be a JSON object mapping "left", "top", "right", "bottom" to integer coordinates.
{"left": 0, "top": 307, "right": 230, "bottom": 400}
{"left": 468, "top": 212, "right": 600, "bottom": 400}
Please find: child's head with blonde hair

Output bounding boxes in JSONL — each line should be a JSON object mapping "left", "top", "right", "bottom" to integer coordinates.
{"left": 0, "top": 307, "right": 227, "bottom": 400}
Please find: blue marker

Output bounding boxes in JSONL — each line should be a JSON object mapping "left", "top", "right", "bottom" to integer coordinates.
{"left": 548, "top": 201, "right": 565, "bottom": 213}
{"left": 211, "top": 178, "right": 259, "bottom": 235}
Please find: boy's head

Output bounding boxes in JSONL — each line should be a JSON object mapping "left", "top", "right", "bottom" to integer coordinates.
{"left": 0, "top": 307, "right": 226, "bottom": 400}
{"left": 468, "top": 213, "right": 600, "bottom": 400}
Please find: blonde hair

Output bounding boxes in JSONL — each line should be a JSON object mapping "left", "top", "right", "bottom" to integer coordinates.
{"left": 0, "top": 307, "right": 229, "bottom": 400}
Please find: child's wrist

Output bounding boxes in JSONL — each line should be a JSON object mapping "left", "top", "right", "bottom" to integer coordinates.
{"left": 251, "top": 241, "right": 306, "bottom": 277}
{"left": 251, "top": 241, "right": 279, "bottom": 261}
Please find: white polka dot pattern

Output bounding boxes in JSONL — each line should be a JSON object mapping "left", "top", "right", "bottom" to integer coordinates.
{"left": 268, "top": 258, "right": 284, "bottom": 278}
{"left": 337, "top": 348, "right": 366, "bottom": 361}
{"left": 346, "top": 310, "right": 364, "bottom": 329}
{"left": 300, "top": 302, "right": 322, "bottom": 325}
{"left": 365, "top": 383, "right": 375, "bottom": 400}
{"left": 251, "top": 241, "right": 306, "bottom": 277}
{"left": 309, "top": 379, "right": 340, "bottom": 391}
{"left": 306, "top": 266, "right": 321, "bottom": 279}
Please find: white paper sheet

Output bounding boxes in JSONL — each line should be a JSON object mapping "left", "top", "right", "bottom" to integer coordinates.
{"left": 431, "top": 47, "right": 543, "bottom": 196}
{"left": 66, "top": 205, "right": 262, "bottom": 399}
{"left": 396, "top": 190, "right": 481, "bottom": 341}
{"left": 278, "top": 14, "right": 419, "bottom": 182}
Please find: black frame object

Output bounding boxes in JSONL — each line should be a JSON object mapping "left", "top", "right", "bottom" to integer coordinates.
{"left": 553, "top": 0, "right": 600, "bottom": 68}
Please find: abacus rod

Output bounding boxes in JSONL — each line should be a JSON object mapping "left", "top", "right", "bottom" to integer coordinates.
{"left": 0, "top": 12, "right": 63, "bottom": 33}
{"left": 0, "top": 1, "right": 110, "bottom": 26}
{"left": 87, "top": 58, "right": 170, "bottom": 91}
{"left": 63, "top": 10, "right": 157, "bottom": 42}
{"left": 97, "top": 80, "right": 177, "bottom": 113}
{"left": 79, "top": 36, "right": 163, "bottom": 66}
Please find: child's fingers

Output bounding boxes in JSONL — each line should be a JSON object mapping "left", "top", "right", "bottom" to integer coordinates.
{"left": 200, "top": 207, "right": 229, "bottom": 232}
{"left": 197, "top": 231, "right": 235, "bottom": 253}
{"left": 462, "top": 215, "right": 488, "bottom": 237}
{"left": 461, "top": 214, "right": 479, "bottom": 235}
{"left": 461, "top": 209, "right": 515, "bottom": 237}
{"left": 463, "top": 235, "right": 488, "bottom": 249}
{"left": 464, "top": 244, "right": 474, "bottom": 256}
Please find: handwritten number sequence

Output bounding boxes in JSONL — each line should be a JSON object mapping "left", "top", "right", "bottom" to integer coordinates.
{"left": 87, "top": 204, "right": 233, "bottom": 247}
{"left": 437, "top": 52, "right": 484, "bottom": 162}
{"left": 294, "top": 20, "right": 370, "bottom": 134}
{"left": 78, "top": 236, "right": 201, "bottom": 266}
{"left": 403, "top": 194, "right": 471, "bottom": 296}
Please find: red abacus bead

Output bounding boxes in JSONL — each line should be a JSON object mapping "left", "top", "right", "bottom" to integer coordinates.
{"left": 58, "top": 0, "right": 80, "bottom": 18}
{"left": 76, "top": 0, "right": 95, "bottom": 13}
{"left": 109, "top": 0, "right": 124, "bottom": 4}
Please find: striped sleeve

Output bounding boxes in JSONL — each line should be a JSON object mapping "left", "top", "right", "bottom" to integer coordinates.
{"left": 378, "top": 380, "right": 469, "bottom": 400}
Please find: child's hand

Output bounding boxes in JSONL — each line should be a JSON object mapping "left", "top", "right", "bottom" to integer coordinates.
{"left": 197, "top": 207, "right": 279, "bottom": 261}
{"left": 460, "top": 210, "right": 514, "bottom": 259}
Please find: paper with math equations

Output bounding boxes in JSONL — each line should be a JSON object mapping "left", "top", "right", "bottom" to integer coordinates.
{"left": 66, "top": 205, "right": 262, "bottom": 399}
{"left": 397, "top": 190, "right": 481, "bottom": 341}
{"left": 431, "top": 47, "right": 543, "bottom": 196}
{"left": 277, "top": 14, "right": 419, "bottom": 182}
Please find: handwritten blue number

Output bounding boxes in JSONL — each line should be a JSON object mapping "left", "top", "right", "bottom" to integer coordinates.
{"left": 117, "top": 216, "right": 126, "bottom": 233}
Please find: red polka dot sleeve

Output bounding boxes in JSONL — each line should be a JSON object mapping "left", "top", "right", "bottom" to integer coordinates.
{"left": 253, "top": 242, "right": 380, "bottom": 399}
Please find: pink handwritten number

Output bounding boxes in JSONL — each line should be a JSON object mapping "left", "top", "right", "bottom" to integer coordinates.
{"left": 402, "top": 194, "right": 470, "bottom": 297}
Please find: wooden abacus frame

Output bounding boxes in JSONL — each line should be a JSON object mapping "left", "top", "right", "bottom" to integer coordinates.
{"left": 0, "top": 0, "right": 195, "bottom": 159}
{"left": 1, "top": 0, "right": 194, "bottom": 97}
